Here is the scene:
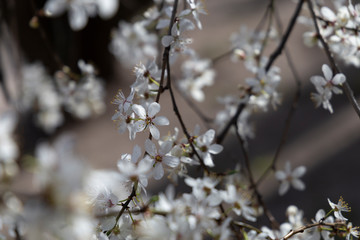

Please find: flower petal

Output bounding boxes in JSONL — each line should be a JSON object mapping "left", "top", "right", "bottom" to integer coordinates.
{"left": 153, "top": 163, "right": 164, "bottom": 180}
{"left": 159, "top": 141, "right": 173, "bottom": 155}
{"left": 208, "top": 144, "right": 223, "bottom": 154}
{"left": 332, "top": 73, "right": 346, "bottom": 85}
{"left": 279, "top": 181, "right": 290, "bottom": 196}
{"left": 163, "top": 156, "right": 180, "bottom": 168}
{"left": 322, "top": 64, "right": 333, "bottom": 81}
{"left": 131, "top": 145, "right": 142, "bottom": 163}
{"left": 292, "top": 166, "right": 306, "bottom": 178}
{"left": 133, "top": 120, "right": 146, "bottom": 133}
{"left": 153, "top": 116, "right": 169, "bottom": 126}
{"left": 148, "top": 102, "right": 161, "bottom": 118}
{"left": 145, "top": 139, "right": 157, "bottom": 157}
{"left": 132, "top": 104, "right": 147, "bottom": 119}
{"left": 275, "top": 171, "right": 286, "bottom": 181}
{"left": 149, "top": 125, "right": 160, "bottom": 140}
{"left": 291, "top": 179, "right": 306, "bottom": 191}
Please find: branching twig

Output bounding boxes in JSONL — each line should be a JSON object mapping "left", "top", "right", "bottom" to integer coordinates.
{"left": 306, "top": 0, "right": 360, "bottom": 118}
{"left": 106, "top": 185, "right": 137, "bottom": 236}
{"left": 216, "top": 0, "right": 305, "bottom": 144}
{"left": 265, "top": 0, "right": 304, "bottom": 72}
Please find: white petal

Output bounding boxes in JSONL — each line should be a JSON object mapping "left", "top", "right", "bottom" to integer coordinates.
{"left": 139, "top": 175, "right": 148, "bottom": 188}
{"left": 69, "top": 5, "right": 88, "bottom": 31}
{"left": 208, "top": 144, "right": 223, "bottom": 154}
{"left": 153, "top": 116, "right": 169, "bottom": 126}
{"left": 148, "top": 102, "right": 160, "bottom": 118}
{"left": 184, "top": 177, "right": 196, "bottom": 187}
{"left": 153, "top": 163, "right": 164, "bottom": 180}
{"left": 207, "top": 193, "right": 222, "bottom": 206}
{"left": 203, "top": 153, "right": 214, "bottom": 167}
{"left": 203, "top": 129, "right": 215, "bottom": 144}
{"left": 97, "top": 0, "right": 119, "bottom": 19}
{"left": 132, "top": 104, "right": 146, "bottom": 119}
{"left": 159, "top": 141, "right": 173, "bottom": 155}
{"left": 322, "top": 64, "right": 333, "bottom": 81}
{"left": 131, "top": 145, "right": 142, "bottom": 163}
{"left": 284, "top": 161, "right": 292, "bottom": 174}
{"left": 163, "top": 156, "right": 179, "bottom": 168}
{"left": 315, "top": 209, "right": 325, "bottom": 221}
{"left": 275, "top": 171, "right": 286, "bottom": 181}
{"left": 279, "top": 182, "right": 290, "bottom": 196}
{"left": 44, "top": 0, "right": 67, "bottom": 16}
{"left": 310, "top": 76, "right": 327, "bottom": 86}
{"left": 161, "top": 35, "right": 174, "bottom": 47}
{"left": 133, "top": 120, "right": 146, "bottom": 133}
{"left": 291, "top": 179, "right": 306, "bottom": 191}
{"left": 321, "top": 7, "right": 337, "bottom": 22}
{"left": 149, "top": 125, "right": 160, "bottom": 140}
{"left": 292, "top": 166, "right": 306, "bottom": 178}
{"left": 332, "top": 73, "right": 346, "bottom": 85}
{"left": 145, "top": 139, "right": 157, "bottom": 157}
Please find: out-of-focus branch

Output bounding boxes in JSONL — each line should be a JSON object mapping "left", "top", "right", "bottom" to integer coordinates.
{"left": 234, "top": 122, "right": 279, "bottom": 229}
{"left": 256, "top": 3, "right": 303, "bottom": 185}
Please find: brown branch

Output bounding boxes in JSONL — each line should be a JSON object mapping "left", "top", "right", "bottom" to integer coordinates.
{"left": 265, "top": 0, "right": 304, "bottom": 72}
{"left": 106, "top": 185, "right": 137, "bottom": 236}
{"left": 306, "top": 0, "right": 360, "bottom": 118}
{"left": 282, "top": 222, "right": 345, "bottom": 240}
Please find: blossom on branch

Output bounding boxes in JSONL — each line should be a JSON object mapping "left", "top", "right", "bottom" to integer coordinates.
{"left": 275, "top": 161, "right": 306, "bottom": 196}
{"left": 132, "top": 102, "right": 169, "bottom": 140}
{"left": 310, "top": 64, "right": 346, "bottom": 113}
{"left": 328, "top": 196, "right": 351, "bottom": 221}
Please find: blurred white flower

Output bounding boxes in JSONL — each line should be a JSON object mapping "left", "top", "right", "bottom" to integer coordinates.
{"left": 275, "top": 161, "right": 306, "bottom": 196}
{"left": 43, "top": 0, "right": 119, "bottom": 31}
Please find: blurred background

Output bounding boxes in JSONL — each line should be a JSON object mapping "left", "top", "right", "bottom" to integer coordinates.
{"left": 1, "top": 0, "right": 359, "bottom": 228}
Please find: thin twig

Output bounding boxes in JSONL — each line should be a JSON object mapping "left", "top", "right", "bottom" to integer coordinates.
{"left": 155, "top": 0, "right": 179, "bottom": 103}
{"left": 106, "top": 185, "right": 137, "bottom": 236}
{"left": 265, "top": 0, "right": 304, "bottom": 72}
{"left": 29, "top": 0, "right": 64, "bottom": 71}
{"left": 306, "top": 0, "right": 360, "bottom": 118}
{"left": 216, "top": 0, "right": 305, "bottom": 144}
{"left": 282, "top": 222, "right": 345, "bottom": 240}
{"left": 173, "top": 83, "right": 213, "bottom": 125}
{"left": 258, "top": 0, "right": 275, "bottom": 64}
{"left": 234, "top": 123, "right": 279, "bottom": 229}
{"left": 167, "top": 52, "right": 210, "bottom": 174}
{"left": 256, "top": 3, "right": 303, "bottom": 186}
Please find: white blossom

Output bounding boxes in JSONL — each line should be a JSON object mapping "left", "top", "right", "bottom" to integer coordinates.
{"left": 275, "top": 161, "right": 306, "bottom": 196}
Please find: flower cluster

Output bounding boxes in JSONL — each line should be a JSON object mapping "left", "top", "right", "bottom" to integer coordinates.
{"left": 301, "top": 0, "right": 360, "bottom": 67}
{"left": 310, "top": 64, "right": 346, "bottom": 113}
{"left": 20, "top": 60, "right": 106, "bottom": 133}
{"left": 43, "top": 0, "right": 119, "bottom": 30}
{"left": 0, "top": 0, "right": 359, "bottom": 239}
